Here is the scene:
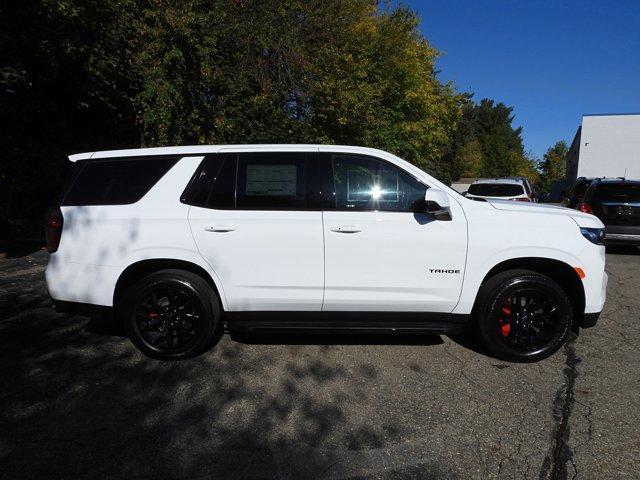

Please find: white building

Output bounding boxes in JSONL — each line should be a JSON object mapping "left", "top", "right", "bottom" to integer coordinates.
{"left": 566, "top": 113, "right": 640, "bottom": 182}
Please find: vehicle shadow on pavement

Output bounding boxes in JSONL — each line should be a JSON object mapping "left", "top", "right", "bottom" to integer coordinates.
{"left": 0, "top": 303, "right": 457, "bottom": 480}
{"left": 230, "top": 331, "right": 445, "bottom": 347}
{"left": 447, "top": 333, "right": 490, "bottom": 357}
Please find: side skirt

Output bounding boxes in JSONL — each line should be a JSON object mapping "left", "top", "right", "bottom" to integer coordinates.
{"left": 224, "top": 311, "right": 470, "bottom": 335}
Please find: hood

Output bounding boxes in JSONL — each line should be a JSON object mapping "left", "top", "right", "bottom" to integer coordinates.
{"left": 487, "top": 200, "right": 604, "bottom": 228}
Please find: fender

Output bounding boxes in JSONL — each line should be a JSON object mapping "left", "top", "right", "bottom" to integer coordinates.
{"left": 452, "top": 246, "right": 584, "bottom": 315}
{"left": 115, "top": 247, "right": 230, "bottom": 310}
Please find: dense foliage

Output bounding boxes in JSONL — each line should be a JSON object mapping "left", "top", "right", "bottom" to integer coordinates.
{"left": 538, "top": 141, "right": 568, "bottom": 192}
{"left": 1, "top": 0, "right": 554, "bottom": 240}
{"left": 446, "top": 98, "right": 539, "bottom": 184}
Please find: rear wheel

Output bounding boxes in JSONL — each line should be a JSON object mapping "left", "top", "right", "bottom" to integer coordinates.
{"left": 120, "top": 269, "right": 220, "bottom": 359}
{"left": 476, "top": 269, "right": 573, "bottom": 362}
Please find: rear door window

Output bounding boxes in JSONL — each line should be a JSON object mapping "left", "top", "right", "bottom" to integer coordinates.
{"left": 236, "top": 153, "right": 309, "bottom": 210}
{"left": 62, "top": 156, "right": 178, "bottom": 206}
{"left": 468, "top": 183, "right": 524, "bottom": 197}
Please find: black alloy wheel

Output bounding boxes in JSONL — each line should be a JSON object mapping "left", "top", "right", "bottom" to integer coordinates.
{"left": 122, "top": 269, "right": 220, "bottom": 359}
{"left": 134, "top": 284, "right": 202, "bottom": 353}
{"left": 477, "top": 269, "right": 573, "bottom": 362}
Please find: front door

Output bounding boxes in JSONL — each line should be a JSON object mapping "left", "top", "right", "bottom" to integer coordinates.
{"left": 188, "top": 151, "right": 324, "bottom": 311}
{"left": 321, "top": 153, "right": 467, "bottom": 312}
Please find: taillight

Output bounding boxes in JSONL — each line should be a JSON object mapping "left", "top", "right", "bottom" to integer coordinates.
{"left": 511, "top": 198, "right": 531, "bottom": 202}
{"left": 578, "top": 203, "right": 593, "bottom": 214}
{"left": 45, "top": 207, "right": 63, "bottom": 253}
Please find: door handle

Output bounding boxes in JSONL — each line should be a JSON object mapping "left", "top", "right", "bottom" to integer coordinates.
{"left": 204, "top": 225, "right": 235, "bottom": 232}
{"left": 330, "top": 225, "right": 362, "bottom": 233}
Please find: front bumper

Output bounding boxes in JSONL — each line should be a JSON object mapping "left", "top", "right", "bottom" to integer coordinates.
{"left": 605, "top": 225, "right": 640, "bottom": 245}
{"left": 605, "top": 233, "right": 640, "bottom": 245}
{"left": 582, "top": 270, "right": 607, "bottom": 329}
{"left": 582, "top": 312, "right": 600, "bottom": 328}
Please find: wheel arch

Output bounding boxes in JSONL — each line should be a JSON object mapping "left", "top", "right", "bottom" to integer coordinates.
{"left": 114, "top": 259, "right": 225, "bottom": 310}
{"left": 475, "top": 257, "right": 586, "bottom": 328}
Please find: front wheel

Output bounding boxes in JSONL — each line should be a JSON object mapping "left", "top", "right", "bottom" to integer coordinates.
{"left": 120, "top": 269, "right": 221, "bottom": 360}
{"left": 476, "top": 269, "right": 573, "bottom": 362}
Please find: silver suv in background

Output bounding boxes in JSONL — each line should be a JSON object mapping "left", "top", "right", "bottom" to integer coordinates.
{"left": 466, "top": 177, "right": 536, "bottom": 202}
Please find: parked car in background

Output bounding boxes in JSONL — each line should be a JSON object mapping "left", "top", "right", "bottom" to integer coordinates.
{"left": 577, "top": 178, "right": 640, "bottom": 246}
{"left": 563, "top": 177, "right": 594, "bottom": 208}
{"left": 504, "top": 176, "right": 538, "bottom": 202}
{"left": 466, "top": 178, "right": 535, "bottom": 202}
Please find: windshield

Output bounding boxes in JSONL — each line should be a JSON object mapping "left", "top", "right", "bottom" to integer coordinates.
{"left": 468, "top": 183, "right": 524, "bottom": 197}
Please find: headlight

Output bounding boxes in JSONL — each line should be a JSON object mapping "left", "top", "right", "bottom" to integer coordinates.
{"left": 580, "top": 227, "right": 605, "bottom": 245}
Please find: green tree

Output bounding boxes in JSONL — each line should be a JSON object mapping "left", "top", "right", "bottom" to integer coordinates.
{"left": 447, "top": 97, "right": 537, "bottom": 183}
{"left": 1, "top": 0, "right": 140, "bottom": 238}
{"left": 0, "top": 0, "right": 472, "bottom": 240}
{"left": 133, "top": 1, "right": 463, "bottom": 178}
{"left": 538, "top": 141, "right": 568, "bottom": 192}
{"left": 474, "top": 99, "right": 524, "bottom": 177}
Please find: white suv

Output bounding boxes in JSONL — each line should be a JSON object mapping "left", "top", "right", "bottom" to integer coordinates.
{"left": 466, "top": 177, "right": 535, "bottom": 202}
{"left": 45, "top": 145, "right": 607, "bottom": 361}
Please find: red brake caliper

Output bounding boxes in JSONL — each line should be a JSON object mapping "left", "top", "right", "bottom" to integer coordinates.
{"left": 500, "top": 306, "right": 511, "bottom": 337}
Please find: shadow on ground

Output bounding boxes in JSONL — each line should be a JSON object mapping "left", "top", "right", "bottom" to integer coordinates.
{"left": 0, "top": 259, "right": 456, "bottom": 479}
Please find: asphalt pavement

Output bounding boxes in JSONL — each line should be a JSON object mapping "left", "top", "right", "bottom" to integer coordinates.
{"left": 0, "top": 248, "right": 638, "bottom": 479}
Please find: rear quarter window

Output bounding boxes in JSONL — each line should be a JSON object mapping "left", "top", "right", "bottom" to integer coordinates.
{"left": 62, "top": 156, "right": 178, "bottom": 206}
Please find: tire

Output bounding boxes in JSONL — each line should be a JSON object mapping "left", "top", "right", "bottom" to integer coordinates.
{"left": 120, "top": 269, "right": 221, "bottom": 360}
{"left": 475, "top": 269, "right": 573, "bottom": 362}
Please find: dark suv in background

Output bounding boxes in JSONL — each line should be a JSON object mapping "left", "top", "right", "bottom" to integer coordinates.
{"left": 563, "top": 177, "right": 594, "bottom": 209}
{"left": 577, "top": 178, "right": 640, "bottom": 246}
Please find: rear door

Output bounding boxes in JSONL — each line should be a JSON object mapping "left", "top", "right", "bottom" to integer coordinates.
{"left": 320, "top": 153, "right": 467, "bottom": 312}
{"left": 187, "top": 150, "right": 324, "bottom": 311}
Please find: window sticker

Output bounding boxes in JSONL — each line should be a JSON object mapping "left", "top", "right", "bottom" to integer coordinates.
{"left": 246, "top": 164, "right": 297, "bottom": 196}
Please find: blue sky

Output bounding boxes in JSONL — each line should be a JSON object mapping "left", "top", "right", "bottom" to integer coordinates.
{"left": 405, "top": 0, "right": 640, "bottom": 158}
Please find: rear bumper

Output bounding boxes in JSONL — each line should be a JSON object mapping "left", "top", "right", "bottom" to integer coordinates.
{"left": 53, "top": 300, "right": 113, "bottom": 318}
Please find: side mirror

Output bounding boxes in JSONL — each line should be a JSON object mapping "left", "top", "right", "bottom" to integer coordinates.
{"left": 424, "top": 188, "right": 451, "bottom": 220}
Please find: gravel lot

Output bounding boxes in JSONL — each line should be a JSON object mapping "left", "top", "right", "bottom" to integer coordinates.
{"left": 1, "top": 248, "right": 639, "bottom": 479}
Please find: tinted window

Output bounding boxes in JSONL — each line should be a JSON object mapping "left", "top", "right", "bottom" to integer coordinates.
{"left": 62, "top": 157, "right": 178, "bottom": 206}
{"left": 330, "top": 155, "right": 426, "bottom": 211}
{"left": 595, "top": 183, "right": 640, "bottom": 202}
{"left": 573, "top": 179, "right": 592, "bottom": 196}
{"left": 183, "top": 154, "right": 236, "bottom": 208}
{"left": 236, "top": 153, "right": 308, "bottom": 210}
{"left": 468, "top": 183, "right": 524, "bottom": 197}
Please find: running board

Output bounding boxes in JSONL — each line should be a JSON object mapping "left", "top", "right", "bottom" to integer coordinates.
{"left": 224, "top": 311, "right": 470, "bottom": 335}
